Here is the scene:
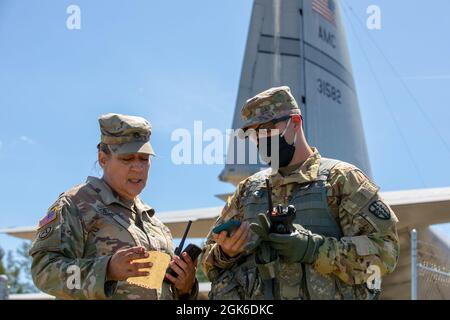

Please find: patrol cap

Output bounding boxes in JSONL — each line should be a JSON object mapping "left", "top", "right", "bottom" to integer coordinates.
{"left": 240, "top": 86, "right": 301, "bottom": 131}
{"left": 98, "top": 113, "right": 155, "bottom": 155}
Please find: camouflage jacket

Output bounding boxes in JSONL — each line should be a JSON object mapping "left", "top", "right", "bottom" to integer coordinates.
{"left": 201, "top": 148, "right": 400, "bottom": 299}
{"left": 30, "top": 176, "right": 198, "bottom": 300}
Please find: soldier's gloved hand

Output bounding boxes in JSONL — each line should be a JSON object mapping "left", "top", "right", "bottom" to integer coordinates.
{"left": 246, "top": 213, "right": 271, "bottom": 251}
{"left": 267, "top": 225, "right": 324, "bottom": 263}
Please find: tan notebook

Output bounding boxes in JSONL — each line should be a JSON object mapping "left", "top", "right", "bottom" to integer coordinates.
{"left": 126, "top": 251, "right": 171, "bottom": 289}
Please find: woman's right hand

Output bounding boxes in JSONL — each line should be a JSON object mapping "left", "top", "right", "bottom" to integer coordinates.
{"left": 213, "top": 221, "right": 251, "bottom": 258}
{"left": 107, "top": 246, "right": 153, "bottom": 281}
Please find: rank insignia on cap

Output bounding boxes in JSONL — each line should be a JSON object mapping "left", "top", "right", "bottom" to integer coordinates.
{"left": 38, "top": 207, "right": 59, "bottom": 229}
{"left": 368, "top": 200, "right": 391, "bottom": 220}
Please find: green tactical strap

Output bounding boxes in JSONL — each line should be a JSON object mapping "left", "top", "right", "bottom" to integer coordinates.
{"left": 264, "top": 280, "right": 274, "bottom": 300}
{"left": 256, "top": 259, "right": 280, "bottom": 280}
{"left": 255, "top": 243, "right": 279, "bottom": 299}
{"left": 255, "top": 242, "right": 279, "bottom": 278}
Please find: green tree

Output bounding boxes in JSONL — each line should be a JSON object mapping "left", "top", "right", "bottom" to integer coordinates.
{"left": 0, "top": 242, "right": 38, "bottom": 294}
{"left": 196, "top": 260, "right": 208, "bottom": 283}
{"left": 195, "top": 240, "right": 209, "bottom": 283}
{"left": 0, "top": 247, "right": 5, "bottom": 274}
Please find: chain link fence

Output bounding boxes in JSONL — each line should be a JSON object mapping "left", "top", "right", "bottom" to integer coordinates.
{"left": 0, "top": 275, "right": 8, "bottom": 300}
{"left": 411, "top": 229, "right": 450, "bottom": 300}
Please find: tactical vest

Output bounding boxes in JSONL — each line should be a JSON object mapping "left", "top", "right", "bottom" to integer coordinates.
{"left": 209, "top": 158, "right": 372, "bottom": 300}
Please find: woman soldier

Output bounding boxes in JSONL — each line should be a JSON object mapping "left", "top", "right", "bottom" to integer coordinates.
{"left": 29, "top": 113, "right": 198, "bottom": 299}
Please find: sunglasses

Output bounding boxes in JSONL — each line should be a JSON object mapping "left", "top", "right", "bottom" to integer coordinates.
{"left": 246, "top": 115, "right": 292, "bottom": 142}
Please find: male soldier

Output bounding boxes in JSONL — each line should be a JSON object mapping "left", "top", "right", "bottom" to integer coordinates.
{"left": 202, "top": 86, "right": 399, "bottom": 300}
{"left": 30, "top": 113, "right": 198, "bottom": 299}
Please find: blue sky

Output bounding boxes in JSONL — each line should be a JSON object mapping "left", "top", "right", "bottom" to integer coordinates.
{"left": 0, "top": 0, "right": 449, "bottom": 255}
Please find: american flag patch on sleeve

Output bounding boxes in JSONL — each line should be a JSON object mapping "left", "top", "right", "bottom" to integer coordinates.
{"left": 38, "top": 207, "right": 59, "bottom": 229}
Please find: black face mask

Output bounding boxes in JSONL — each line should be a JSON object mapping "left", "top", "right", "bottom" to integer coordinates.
{"left": 257, "top": 119, "right": 297, "bottom": 168}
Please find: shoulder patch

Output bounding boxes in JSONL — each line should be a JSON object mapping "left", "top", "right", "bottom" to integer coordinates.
{"left": 38, "top": 206, "right": 59, "bottom": 229}
{"left": 368, "top": 200, "right": 391, "bottom": 220}
{"left": 38, "top": 226, "right": 53, "bottom": 240}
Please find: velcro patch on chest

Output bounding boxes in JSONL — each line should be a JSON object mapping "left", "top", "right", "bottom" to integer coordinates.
{"left": 38, "top": 206, "right": 59, "bottom": 229}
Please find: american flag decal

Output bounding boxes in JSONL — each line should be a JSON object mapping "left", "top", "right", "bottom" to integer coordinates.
{"left": 312, "top": 0, "right": 336, "bottom": 24}
{"left": 38, "top": 209, "right": 58, "bottom": 229}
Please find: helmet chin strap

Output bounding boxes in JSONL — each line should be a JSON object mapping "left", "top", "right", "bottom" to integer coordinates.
{"left": 280, "top": 118, "right": 297, "bottom": 145}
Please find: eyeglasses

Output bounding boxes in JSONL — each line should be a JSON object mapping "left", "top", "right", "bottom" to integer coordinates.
{"left": 255, "top": 115, "right": 292, "bottom": 131}
{"left": 246, "top": 116, "right": 291, "bottom": 142}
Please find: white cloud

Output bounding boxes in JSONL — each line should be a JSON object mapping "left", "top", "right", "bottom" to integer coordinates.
{"left": 19, "top": 136, "right": 36, "bottom": 145}
{"left": 0, "top": 140, "right": 2, "bottom": 150}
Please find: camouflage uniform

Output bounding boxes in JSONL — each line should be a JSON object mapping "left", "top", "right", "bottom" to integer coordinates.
{"left": 201, "top": 87, "right": 400, "bottom": 300}
{"left": 30, "top": 113, "right": 198, "bottom": 300}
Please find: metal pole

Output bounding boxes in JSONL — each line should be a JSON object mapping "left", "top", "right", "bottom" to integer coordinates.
{"left": 411, "top": 229, "right": 417, "bottom": 300}
{"left": 0, "top": 275, "right": 9, "bottom": 300}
